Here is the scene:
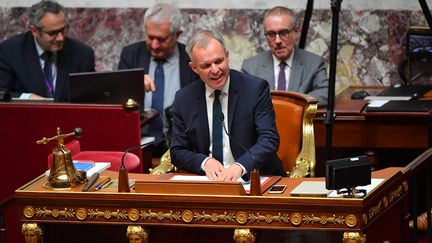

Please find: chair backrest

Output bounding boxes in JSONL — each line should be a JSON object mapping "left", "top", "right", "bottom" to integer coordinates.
{"left": 271, "top": 90, "right": 318, "bottom": 178}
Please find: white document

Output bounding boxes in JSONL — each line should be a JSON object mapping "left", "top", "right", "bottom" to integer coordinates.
{"left": 327, "top": 178, "right": 385, "bottom": 198}
{"left": 169, "top": 175, "right": 270, "bottom": 193}
{"left": 367, "top": 100, "right": 389, "bottom": 107}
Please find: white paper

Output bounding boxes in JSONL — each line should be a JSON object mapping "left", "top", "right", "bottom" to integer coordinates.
{"left": 367, "top": 100, "right": 389, "bottom": 107}
{"left": 327, "top": 178, "right": 385, "bottom": 198}
{"left": 169, "top": 175, "right": 270, "bottom": 193}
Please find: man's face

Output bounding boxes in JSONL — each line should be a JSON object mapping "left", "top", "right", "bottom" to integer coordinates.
{"left": 188, "top": 38, "right": 229, "bottom": 90}
{"left": 30, "top": 11, "right": 67, "bottom": 52}
{"left": 145, "top": 19, "right": 179, "bottom": 60}
{"left": 264, "top": 14, "right": 298, "bottom": 61}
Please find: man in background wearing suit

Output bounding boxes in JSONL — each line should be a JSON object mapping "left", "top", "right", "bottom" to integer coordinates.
{"left": 242, "top": 6, "right": 328, "bottom": 106}
{"left": 170, "top": 29, "right": 285, "bottom": 181}
{"left": 0, "top": 0, "right": 95, "bottom": 101}
{"left": 118, "top": 3, "right": 198, "bottom": 155}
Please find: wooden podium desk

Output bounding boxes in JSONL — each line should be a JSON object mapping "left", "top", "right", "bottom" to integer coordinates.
{"left": 15, "top": 168, "right": 410, "bottom": 242}
{"left": 314, "top": 86, "right": 432, "bottom": 165}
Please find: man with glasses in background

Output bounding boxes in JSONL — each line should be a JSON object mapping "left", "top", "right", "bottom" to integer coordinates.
{"left": 0, "top": 0, "right": 95, "bottom": 101}
{"left": 241, "top": 6, "right": 328, "bottom": 106}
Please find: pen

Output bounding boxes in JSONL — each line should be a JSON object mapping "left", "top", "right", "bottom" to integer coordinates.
{"left": 102, "top": 180, "right": 113, "bottom": 189}
{"left": 82, "top": 173, "right": 99, "bottom": 192}
{"left": 95, "top": 177, "right": 111, "bottom": 191}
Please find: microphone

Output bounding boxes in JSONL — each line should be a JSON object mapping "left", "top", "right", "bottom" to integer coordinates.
{"left": 220, "top": 112, "right": 262, "bottom": 196}
{"left": 118, "top": 112, "right": 198, "bottom": 192}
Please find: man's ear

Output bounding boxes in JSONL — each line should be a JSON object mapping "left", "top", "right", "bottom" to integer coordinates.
{"left": 30, "top": 25, "right": 39, "bottom": 38}
{"left": 188, "top": 61, "right": 198, "bottom": 74}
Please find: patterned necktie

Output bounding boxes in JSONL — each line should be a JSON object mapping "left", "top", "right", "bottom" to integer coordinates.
{"left": 150, "top": 60, "right": 165, "bottom": 138}
{"left": 277, "top": 61, "right": 287, "bottom": 91}
{"left": 41, "top": 51, "right": 54, "bottom": 97}
{"left": 212, "top": 90, "right": 223, "bottom": 163}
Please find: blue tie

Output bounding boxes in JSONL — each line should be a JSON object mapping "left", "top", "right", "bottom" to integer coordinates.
{"left": 212, "top": 90, "right": 223, "bottom": 162}
{"left": 150, "top": 60, "right": 165, "bottom": 138}
{"left": 41, "top": 52, "right": 54, "bottom": 97}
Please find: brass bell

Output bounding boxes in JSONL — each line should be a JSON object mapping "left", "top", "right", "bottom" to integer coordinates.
{"left": 37, "top": 127, "right": 87, "bottom": 188}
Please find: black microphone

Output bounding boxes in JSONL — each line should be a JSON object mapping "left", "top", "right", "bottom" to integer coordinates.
{"left": 220, "top": 112, "right": 261, "bottom": 195}
{"left": 118, "top": 112, "right": 198, "bottom": 192}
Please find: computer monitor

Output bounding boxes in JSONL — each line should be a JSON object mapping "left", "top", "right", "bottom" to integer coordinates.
{"left": 69, "top": 68, "right": 144, "bottom": 110}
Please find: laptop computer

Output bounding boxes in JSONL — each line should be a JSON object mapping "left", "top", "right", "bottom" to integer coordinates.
{"left": 69, "top": 68, "right": 144, "bottom": 111}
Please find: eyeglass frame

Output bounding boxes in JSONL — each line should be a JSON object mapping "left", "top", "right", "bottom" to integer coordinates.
{"left": 264, "top": 26, "right": 297, "bottom": 40}
{"left": 34, "top": 24, "right": 69, "bottom": 39}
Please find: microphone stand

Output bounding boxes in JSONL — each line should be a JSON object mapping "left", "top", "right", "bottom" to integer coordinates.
{"left": 220, "top": 113, "right": 261, "bottom": 196}
{"left": 298, "top": 0, "right": 315, "bottom": 49}
{"left": 325, "top": 0, "right": 343, "bottom": 161}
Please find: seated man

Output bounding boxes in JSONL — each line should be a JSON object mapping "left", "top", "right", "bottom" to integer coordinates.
{"left": 118, "top": 3, "right": 198, "bottom": 156}
{"left": 0, "top": 0, "right": 95, "bottom": 101}
{"left": 170, "top": 29, "right": 285, "bottom": 181}
{"left": 241, "top": 6, "right": 328, "bottom": 106}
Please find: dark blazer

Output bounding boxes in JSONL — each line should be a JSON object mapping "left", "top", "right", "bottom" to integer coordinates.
{"left": 0, "top": 31, "right": 95, "bottom": 101}
{"left": 118, "top": 41, "right": 197, "bottom": 88}
{"left": 241, "top": 48, "right": 329, "bottom": 106}
{"left": 170, "top": 69, "right": 285, "bottom": 180}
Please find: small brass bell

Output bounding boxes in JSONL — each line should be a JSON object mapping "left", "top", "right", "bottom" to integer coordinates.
{"left": 37, "top": 127, "right": 87, "bottom": 188}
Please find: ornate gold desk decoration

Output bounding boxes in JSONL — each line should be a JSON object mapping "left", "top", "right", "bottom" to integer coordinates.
{"left": 233, "top": 228, "right": 256, "bottom": 243}
{"left": 343, "top": 232, "right": 366, "bottom": 243}
{"left": 37, "top": 127, "right": 86, "bottom": 188}
{"left": 126, "top": 226, "right": 149, "bottom": 243}
{"left": 22, "top": 223, "right": 43, "bottom": 243}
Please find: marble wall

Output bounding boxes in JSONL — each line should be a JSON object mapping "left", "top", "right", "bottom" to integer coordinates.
{"left": 1, "top": 2, "right": 431, "bottom": 93}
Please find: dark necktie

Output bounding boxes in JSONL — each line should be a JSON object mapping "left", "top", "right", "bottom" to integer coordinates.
{"left": 277, "top": 61, "right": 287, "bottom": 90}
{"left": 212, "top": 90, "right": 223, "bottom": 162}
{"left": 41, "top": 51, "right": 54, "bottom": 97}
{"left": 150, "top": 60, "right": 165, "bottom": 138}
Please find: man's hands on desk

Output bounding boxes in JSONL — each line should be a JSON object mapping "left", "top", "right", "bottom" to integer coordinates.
{"left": 204, "top": 158, "right": 243, "bottom": 182}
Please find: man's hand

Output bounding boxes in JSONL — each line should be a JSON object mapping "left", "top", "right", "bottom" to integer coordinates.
{"left": 204, "top": 158, "right": 226, "bottom": 181}
{"left": 220, "top": 163, "right": 243, "bottom": 181}
{"left": 144, "top": 74, "right": 156, "bottom": 92}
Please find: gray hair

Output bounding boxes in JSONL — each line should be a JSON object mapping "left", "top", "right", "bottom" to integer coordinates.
{"left": 144, "top": 3, "right": 182, "bottom": 34}
{"left": 28, "top": 0, "right": 66, "bottom": 27}
{"left": 264, "top": 6, "right": 298, "bottom": 30}
{"left": 186, "top": 29, "right": 227, "bottom": 58}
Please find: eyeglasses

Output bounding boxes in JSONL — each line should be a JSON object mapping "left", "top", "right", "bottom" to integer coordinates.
{"left": 265, "top": 27, "right": 296, "bottom": 40}
{"left": 35, "top": 24, "right": 69, "bottom": 38}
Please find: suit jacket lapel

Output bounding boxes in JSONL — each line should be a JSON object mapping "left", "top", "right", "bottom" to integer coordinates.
{"left": 288, "top": 49, "right": 303, "bottom": 92}
{"left": 227, "top": 70, "right": 240, "bottom": 133}
{"left": 195, "top": 82, "right": 210, "bottom": 151}
{"left": 141, "top": 44, "right": 151, "bottom": 74}
{"left": 259, "top": 51, "right": 275, "bottom": 89}
{"left": 24, "top": 34, "right": 47, "bottom": 96}
{"left": 55, "top": 51, "right": 68, "bottom": 99}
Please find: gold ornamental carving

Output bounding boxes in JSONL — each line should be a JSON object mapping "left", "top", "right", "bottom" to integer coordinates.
{"left": 235, "top": 211, "right": 248, "bottom": 225}
{"left": 194, "top": 211, "right": 235, "bottom": 222}
{"left": 23, "top": 206, "right": 35, "bottom": 219}
{"left": 128, "top": 209, "right": 140, "bottom": 221}
{"left": 382, "top": 196, "right": 389, "bottom": 208}
{"left": 343, "top": 232, "right": 366, "bottom": 243}
{"left": 140, "top": 210, "right": 181, "bottom": 221}
{"left": 368, "top": 201, "right": 382, "bottom": 220}
{"left": 388, "top": 185, "right": 403, "bottom": 204}
{"left": 181, "top": 210, "right": 193, "bottom": 223}
{"left": 366, "top": 182, "right": 406, "bottom": 223}
{"left": 345, "top": 215, "right": 357, "bottom": 227}
{"left": 35, "top": 207, "right": 74, "bottom": 218}
{"left": 362, "top": 213, "right": 368, "bottom": 225}
{"left": 248, "top": 213, "right": 290, "bottom": 224}
{"left": 76, "top": 208, "right": 87, "bottom": 220}
{"left": 88, "top": 209, "right": 128, "bottom": 220}
{"left": 402, "top": 180, "right": 408, "bottom": 192}
{"left": 290, "top": 213, "right": 302, "bottom": 226}
{"left": 303, "top": 214, "right": 345, "bottom": 225}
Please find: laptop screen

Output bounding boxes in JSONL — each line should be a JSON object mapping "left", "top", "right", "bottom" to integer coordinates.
{"left": 69, "top": 68, "right": 144, "bottom": 110}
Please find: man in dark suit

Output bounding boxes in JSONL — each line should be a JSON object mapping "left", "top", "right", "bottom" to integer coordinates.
{"left": 118, "top": 3, "right": 198, "bottom": 155}
{"left": 241, "top": 6, "right": 328, "bottom": 106}
{"left": 170, "top": 29, "right": 284, "bottom": 181}
{"left": 0, "top": 0, "right": 95, "bottom": 101}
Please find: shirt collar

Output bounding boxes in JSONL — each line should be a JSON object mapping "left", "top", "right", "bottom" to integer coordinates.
{"left": 205, "top": 75, "right": 230, "bottom": 98}
{"left": 151, "top": 44, "right": 179, "bottom": 65}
